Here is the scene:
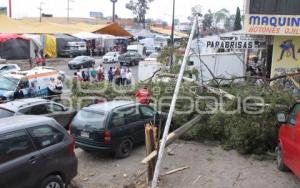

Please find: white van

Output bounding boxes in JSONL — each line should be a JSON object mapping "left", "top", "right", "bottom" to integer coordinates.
{"left": 127, "top": 44, "right": 145, "bottom": 57}
{"left": 0, "top": 68, "right": 62, "bottom": 101}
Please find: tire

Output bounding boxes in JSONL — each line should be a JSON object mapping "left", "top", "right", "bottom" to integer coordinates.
{"left": 115, "top": 139, "right": 133, "bottom": 158}
{"left": 120, "top": 62, "right": 124, "bottom": 66}
{"left": 40, "top": 175, "right": 64, "bottom": 188}
{"left": 276, "top": 145, "right": 289, "bottom": 172}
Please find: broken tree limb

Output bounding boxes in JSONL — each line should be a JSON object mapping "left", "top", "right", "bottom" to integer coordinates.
{"left": 160, "top": 166, "right": 190, "bottom": 177}
{"left": 141, "top": 115, "right": 202, "bottom": 164}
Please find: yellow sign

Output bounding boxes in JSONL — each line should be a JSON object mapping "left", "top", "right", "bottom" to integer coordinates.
{"left": 245, "top": 14, "right": 300, "bottom": 36}
{"left": 271, "top": 36, "right": 300, "bottom": 78}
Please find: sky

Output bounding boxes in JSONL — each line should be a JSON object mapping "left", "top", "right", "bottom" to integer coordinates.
{"left": 0, "top": 0, "right": 244, "bottom": 23}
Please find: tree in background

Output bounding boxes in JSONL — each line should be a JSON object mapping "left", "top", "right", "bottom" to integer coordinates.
{"left": 126, "top": 0, "right": 154, "bottom": 28}
{"left": 234, "top": 7, "right": 242, "bottom": 31}
{"left": 202, "top": 10, "right": 214, "bottom": 32}
{"left": 214, "top": 8, "right": 230, "bottom": 24}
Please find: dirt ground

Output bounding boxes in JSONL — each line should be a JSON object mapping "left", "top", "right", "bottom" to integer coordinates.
{"left": 73, "top": 140, "right": 300, "bottom": 188}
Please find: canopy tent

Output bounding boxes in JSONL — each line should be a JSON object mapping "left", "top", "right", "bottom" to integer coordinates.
{"left": 71, "top": 32, "right": 102, "bottom": 40}
{"left": 0, "top": 34, "right": 38, "bottom": 60}
{"left": 150, "top": 26, "right": 188, "bottom": 38}
{"left": 0, "top": 16, "right": 133, "bottom": 37}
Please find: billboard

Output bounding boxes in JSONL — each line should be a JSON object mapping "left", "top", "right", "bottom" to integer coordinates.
{"left": 89, "top": 11, "right": 103, "bottom": 18}
{"left": 244, "top": 14, "right": 300, "bottom": 36}
{"left": 271, "top": 36, "right": 300, "bottom": 78}
{"left": 0, "top": 7, "right": 7, "bottom": 16}
{"left": 206, "top": 34, "right": 266, "bottom": 49}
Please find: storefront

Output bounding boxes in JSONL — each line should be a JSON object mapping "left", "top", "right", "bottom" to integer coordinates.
{"left": 244, "top": 0, "right": 300, "bottom": 78}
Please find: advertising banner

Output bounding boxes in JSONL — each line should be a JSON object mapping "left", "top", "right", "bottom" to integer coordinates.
{"left": 206, "top": 34, "right": 266, "bottom": 49}
{"left": 245, "top": 14, "right": 300, "bottom": 36}
{"left": 271, "top": 36, "right": 300, "bottom": 78}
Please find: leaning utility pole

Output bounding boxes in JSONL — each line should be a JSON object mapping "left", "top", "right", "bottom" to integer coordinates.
{"left": 111, "top": 0, "right": 117, "bottom": 22}
{"left": 151, "top": 15, "right": 198, "bottom": 188}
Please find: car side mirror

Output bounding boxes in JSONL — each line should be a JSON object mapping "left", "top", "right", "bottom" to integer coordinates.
{"left": 277, "top": 112, "right": 287, "bottom": 124}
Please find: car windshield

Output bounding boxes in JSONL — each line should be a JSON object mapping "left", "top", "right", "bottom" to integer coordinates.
{"left": 149, "top": 53, "right": 158, "bottom": 58}
{"left": 72, "top": 109, "right": 106, "bottom": 129}
{"left": 0, "top": 76, "right": 19, "bottom": 91}
{"left": 73, "top": 56, "right": 85, "bottom": 61}
{"left": 0, "top": 108, "right": 14, "bottom": 118}
{"left": 105, "top": 52, "right": 116, "bottom": 57}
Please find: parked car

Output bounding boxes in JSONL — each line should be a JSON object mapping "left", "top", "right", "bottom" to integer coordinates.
{"left": 0, "top": 115, "right": 78, "bottom": 188}
{"left": 0, "top": 64, "right": 20, "bottom": 74}
{"left": 68, "top": 56, "right": 95, "bottom": 69}
{"left": 59, "top": 41, "right": 87, "bottom": 58}
{"left": 119, "top": 52, "right": 143, "bottom": 66}
{"left": 0, "top": 98, "right": 76, "bottom": 130}
{"left": 144, "top": 52, "right": 159, "bottom": 61}
{"left": 103, "top": 52, "right": 119, "bottom": 64}
{"left": 276, "top": 102, "right": 300, "bottom": 178}
{"left": 70, "top": 100, "right": 167, "bottom": 158}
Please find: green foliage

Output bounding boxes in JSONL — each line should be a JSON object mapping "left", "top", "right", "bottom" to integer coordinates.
{"left": 183, "top": 83, "right": 296, "bottom": 155}
{"left": 234, "top": 7, "right": 242, "bottom": 31}
{"left": 202, "top": 9, "right": 214, "bottom": 32}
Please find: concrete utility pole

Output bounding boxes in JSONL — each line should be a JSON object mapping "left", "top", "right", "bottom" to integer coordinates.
{"left": 151, "top": 15, "right": 199, "bottom": 188}
{"left": 8, "top": 0, "right": 12, "bottom": 17}
{"left": 67, "top": 0, "right": 74, "bottom": 23}
{"left": 38, "top": 1, "right": 44, "bottom": 22}
{"left": 111, "top": 0, "right": 117, "bottom": 22}
{"left": 170, "top": 0, "right": 176, "bottom": 67}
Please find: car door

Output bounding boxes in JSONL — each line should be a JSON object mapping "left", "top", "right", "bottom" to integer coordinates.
{"left": 281, "top": 103, "right": 300, "bottom": 169}
{"left": 0, "top": 130, "right": 42, "bottom": 188}
{"left": 45, "top": 103, "right": 76, "bottom": 129}
{"left": 124, "top": 106, "right": 146, "bottom": 143}
{"left": 27, "top": 125, "right": 66, "bottom": 185}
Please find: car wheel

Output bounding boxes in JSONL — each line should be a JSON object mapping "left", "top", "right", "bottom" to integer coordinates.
{"left": 40, "top": 175, "right": 64, "bottom": 188}
{"left": 276, "top": 145, "right": 289, "bottom": 172}
{"left": 120, "top": 62, "right": 124, "bottom": 66}
{"left": 115, "top": 139, "right": 133, "bottom": 158}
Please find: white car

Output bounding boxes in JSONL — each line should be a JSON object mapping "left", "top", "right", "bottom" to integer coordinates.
{"left": 145, "top": 52, "right": 159, "bottom": 61}
{"left": 103, "top": 52, "right": 119, "bottom": 64}
{"left": 0, "top": 64, "right": 21, "bottom": 74}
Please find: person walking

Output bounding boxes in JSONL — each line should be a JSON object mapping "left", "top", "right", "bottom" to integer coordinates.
{"left": 108, "top": 67, "right": 114, "bottom": 82}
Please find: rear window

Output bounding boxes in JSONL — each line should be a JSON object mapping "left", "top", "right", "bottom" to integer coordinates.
{"left": 72, "top": 110, "right": 106, "bottom": 129}
{"left": 0, "top": 108, "right": 14, "bottom": 118}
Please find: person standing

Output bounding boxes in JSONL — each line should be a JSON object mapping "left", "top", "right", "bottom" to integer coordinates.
{"left": 85, "top": 68, "right": 90, "bottom": 82}
{"left": 135, "top": 86, "right": 151, "bottom": 105}
{"left": 108, "top": 67, "right": 114, "bottom": 82}
{"left": 114, "top": 67, "right": 121, "bottom": 85}
{"left": 97, "top": 64, "right": 105, "bottom": 81}
{"left": 121, "top": 67, "right": 126, "bottom": 86}
{"left": 90, "top": 67, "right": 97, "bottom": 82}
{"left": 14, "top": 87, "right": 24, "bottom": 100}
{"left": 81, "top": 70, "right": 86, "bottom": 82}
{"left": 126, "top": 69, "right": 132, "bottom": 85}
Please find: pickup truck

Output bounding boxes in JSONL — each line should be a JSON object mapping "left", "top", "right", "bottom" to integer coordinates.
{"left": 118, "top": 52, "right": 143, "bottom": 66}
{"left": 276, "top": 102, "right": 300, "bottom": 178}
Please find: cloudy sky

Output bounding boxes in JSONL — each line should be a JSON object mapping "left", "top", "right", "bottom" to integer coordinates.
{"left": 0, "top": 0, "right": 244, "bottom": 22}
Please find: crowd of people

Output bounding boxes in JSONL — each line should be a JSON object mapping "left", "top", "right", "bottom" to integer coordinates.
{"left": 74, "top": 64, "right": 133, "bottom": 86}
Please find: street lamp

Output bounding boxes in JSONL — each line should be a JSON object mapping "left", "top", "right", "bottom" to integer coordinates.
{"left": 111, "top": 0, "right": 117, "bottom": 22}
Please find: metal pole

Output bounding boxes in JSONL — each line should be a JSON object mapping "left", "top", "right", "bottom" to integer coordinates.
{"left": 170, "top": 0, "right": 175, "bottom": 66}
{"left": 112, "top": 2, "right": 115, "bottom": 22}
{"left": 39, "top": 2, "right": 42, "bottom": 22}
{"left": 67, "top": 0, "right": 69, "bottom": 23}
{"left": 9, "top": 0, "right": 12, "bottom": 17}
{"left": 151, "top": 15, "right": 198, "bottom": 188}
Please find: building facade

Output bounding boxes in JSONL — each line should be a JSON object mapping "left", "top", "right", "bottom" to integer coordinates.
{"left": 244, "top": 0, "right": 300, "bottom": 78}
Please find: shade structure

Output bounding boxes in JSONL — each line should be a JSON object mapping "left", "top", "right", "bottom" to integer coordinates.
{"left": 0, "top": 16, "right": 133, "bottom": 37}
{"left": 150, "top": 26, "right": 188, "bottom": 38}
